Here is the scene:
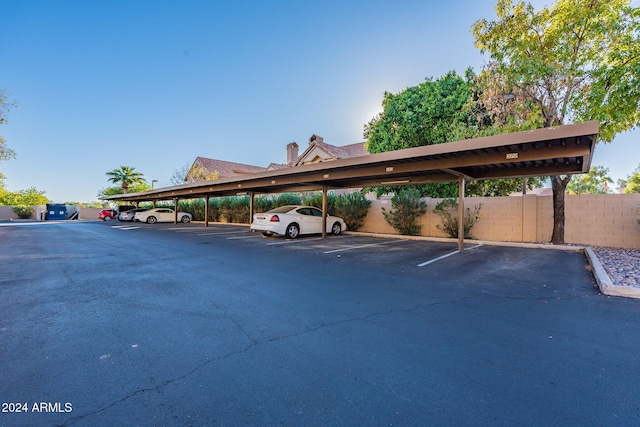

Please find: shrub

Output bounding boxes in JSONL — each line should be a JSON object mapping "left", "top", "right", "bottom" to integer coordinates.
{"left": 334, "top": 192, "right": 371, "bottom": 231}
{"left": 218, "top": 197, "right": 234, "bottom": 222}
{"left": 216, "top": 196, "right": 250, "bottom": 223}
{"left": 382, "top": 187, "right": 427, "bottom": 235}
{"left": 178, "top": 199, "right": 205, "bottom": 221}
{"left": 231, "top": 196, "right": 250, "bottom": 223}
{"left": 253, "top": 196, "right": 272, "bottom": 213}
{"left": 433, "top": 198, "right": 482, "bottom": 239}
{"left": 272, "top": 193, "right": 302, "bottom": 208}
{"left": 301, "top": 192, "right": 338, "bottom": 213}
{"left": 12, "top": 205, "right": 33, "bottom": 219}
{"left": 207, "top": 198, "right": 220, "bottom": 222}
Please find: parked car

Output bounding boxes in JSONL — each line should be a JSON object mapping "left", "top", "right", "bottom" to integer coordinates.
{"left": 118, "top": 208, "right": 149, "bottom": 222}
{"left": 250, "top": 205, "right": 346, "bottom": 238}
{"left": 98, "top": 209, "right": 117, "bottom": 221}
{"left": 134, "top": 208, "right": 192, "bottom": 224}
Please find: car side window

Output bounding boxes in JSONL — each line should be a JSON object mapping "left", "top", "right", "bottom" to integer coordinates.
{"left": 298, "top": 208, "right": 310, "bottom": 215}
{"left": 311, "top": 208, "right": 322, "bottom": 217}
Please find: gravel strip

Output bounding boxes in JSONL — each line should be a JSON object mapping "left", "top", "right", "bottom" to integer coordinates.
{"left": 592, "top": 247, "right": 640, "bottom": 288}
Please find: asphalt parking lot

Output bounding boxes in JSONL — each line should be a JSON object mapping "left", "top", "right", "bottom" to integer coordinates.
{"left": 1, "top": 220, "right": 639, "bottom": 426}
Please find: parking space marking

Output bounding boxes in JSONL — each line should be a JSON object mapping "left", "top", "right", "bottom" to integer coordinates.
{"left": 197, "top": 230, "right": 250, "bottom": 236}
{"left": 417, "top": 244, "right": 483, "bottom": 267}
{"left": 266, "top": 237, "right": 324, "bottom": 246}
{"left": 170, "top": 227, "right": 210, "bottom": 232}
{"left": 323, "top": 239, "right": 404, "bottom": 254}
{"left": 226, "top": 235, "right": 260, "bottom": 240}
{"left": 111, "top": 225, "right": 140, "bottom": 231}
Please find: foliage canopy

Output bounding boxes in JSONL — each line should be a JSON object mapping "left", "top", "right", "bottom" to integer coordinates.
{"left": 566, "top": 166, "right": 613, "bottom": 194}
{"left": 471, "top": 0, "right": 640, "bottom": 243}
{"left": 105, "top": 166, "right": 147, "bottom": 194}
{"left": 364, "top": 70, "right": 543, "bottom": 198}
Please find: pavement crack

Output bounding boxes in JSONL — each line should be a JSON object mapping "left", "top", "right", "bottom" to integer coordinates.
{"left": 60, "top": 294, "right": 562, "bottom": 425}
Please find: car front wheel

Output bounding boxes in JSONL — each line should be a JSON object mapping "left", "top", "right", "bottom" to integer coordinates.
{"left": 285, "top": 223, "right": 300, "bottom": 239}
{"left": 181, "top": 215, "right": 191, "bottom": 223}
{"left": 146, "top": 216, "right": 157, "bottom": 224}
{"left": 331, "top": 222, "right": 342, "bottom": 235}
{"left": 104, "top": 216, "right": 111, "bottom": 221}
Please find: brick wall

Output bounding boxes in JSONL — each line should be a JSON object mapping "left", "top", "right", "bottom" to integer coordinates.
{"left": 360, "top": 193, "right": 640, "bottom": 249}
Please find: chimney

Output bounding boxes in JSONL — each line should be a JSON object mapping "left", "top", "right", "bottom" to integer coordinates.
{"left": 309, "top": 134, "right": 324, "bottom": 144}
{"left": 286, "top": 142, "right": 299, "bottom": 166}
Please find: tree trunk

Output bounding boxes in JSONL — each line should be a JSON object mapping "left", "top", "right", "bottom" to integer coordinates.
{"left": 550, "top": 174, "right": 572, "bottom": 244}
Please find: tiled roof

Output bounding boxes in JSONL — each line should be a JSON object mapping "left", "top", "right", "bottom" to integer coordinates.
{"left": 190, "top": 139, "right": 369, "bottom": 180}
{"left": 194, "top": 157, "right": 266, "bottom": 178}
{"left": 266, "top": 163, "right": 289, "bottom": 170}
{"left": 294, "top": 141, "right": 368, "bottom": 166}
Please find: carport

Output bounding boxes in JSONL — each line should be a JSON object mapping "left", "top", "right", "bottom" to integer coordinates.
{"left": 102, "top": 121, "right": 598, "bottom": 250}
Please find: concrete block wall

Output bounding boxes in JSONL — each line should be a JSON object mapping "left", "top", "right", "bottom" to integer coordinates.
{"left": 360, "top": 193, "right": 640, "bottom": 249}
{"left": 0, "top": 206, "right": 104, "bottom": 221}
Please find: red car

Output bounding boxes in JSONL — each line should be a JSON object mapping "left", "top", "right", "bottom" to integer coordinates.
{"left": 98, "top": 209, "right": 117, "bottom": 221}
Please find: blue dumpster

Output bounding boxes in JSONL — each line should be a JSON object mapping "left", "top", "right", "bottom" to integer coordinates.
{"left": 46, "top": 204, "right": 68, "bottom": 220}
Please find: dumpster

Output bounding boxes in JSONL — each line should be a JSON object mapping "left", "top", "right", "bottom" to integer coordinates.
{"left": 45, "top": 204, "right": 68, "bottom": 220}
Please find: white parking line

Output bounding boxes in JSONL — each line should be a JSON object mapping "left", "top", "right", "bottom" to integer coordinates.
{"left": 323, "top": 239, "right": 403, "bottom": 254}
{"left": 266, "top": 237, "right": 324, "bottom": 246}
{"left": 417, "top": 244, "right": 483, "bottom": 267}
{"left": 171, "top": 228, "right": 210, "bottom": 232}
{"left": 198, "top": 230, "right": 250, "bottom": 236}
{"left": 226, "top": 236, "right": 258, "bottom": 240}
{"left": 111, "top": 226, "right": 140, "bottom": 231}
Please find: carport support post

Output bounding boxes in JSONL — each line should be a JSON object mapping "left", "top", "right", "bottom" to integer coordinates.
{"left": 249, "top": 192, "right": 255, "bottom": 227}
{"left": 322, "top": 186, "right": 328, "bottom": 239}
{"left": 174, "top": 198, "right": 178, "bottom": 224}
{"left": 458, "top": 177, "right": 465, "bottom": 252}
{"left": 205, "top": 196, "right": 210, "bottom": 227}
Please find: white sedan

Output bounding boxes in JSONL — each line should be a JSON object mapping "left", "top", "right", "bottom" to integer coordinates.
{"left": 134, "top": 208, "right": 192, "bottom": 224}
{"left": 250, "top": 205, "right": 346, "bottom": 238}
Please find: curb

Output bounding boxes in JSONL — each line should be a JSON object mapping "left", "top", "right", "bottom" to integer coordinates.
{"left": 584, "top": 247, "right": 640, "bottom": 300}
{"left": 349, "top": 232, "right": 639, "bottom": 300}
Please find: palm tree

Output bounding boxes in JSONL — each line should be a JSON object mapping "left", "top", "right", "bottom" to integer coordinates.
{"left": 105, "top": 166, "right": 146, "bottom": 194}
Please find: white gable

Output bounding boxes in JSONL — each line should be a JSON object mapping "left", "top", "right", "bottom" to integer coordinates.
{"left": 296, "top": 145, "right": 333, "bottom": 165}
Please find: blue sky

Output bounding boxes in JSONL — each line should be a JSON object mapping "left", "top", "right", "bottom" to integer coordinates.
{"left": 1, "top": 0, "right": 638, "bottom": 202}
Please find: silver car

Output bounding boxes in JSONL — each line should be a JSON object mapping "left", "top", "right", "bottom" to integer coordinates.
{"left": 118, "top": 208, "right": 148, "bottom": 222}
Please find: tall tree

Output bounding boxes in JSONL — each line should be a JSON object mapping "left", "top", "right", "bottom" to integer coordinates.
{"left": 105, "top": 166, "right": 146, "bottom": 194}
{"left": 622, "top": 164, "right": 640, "bottom": 193}
{"left": 0, "top": 88, "right": 17, "bottom": 165}
{"left": 472, "top": 0, "right": 640, "bottom": 243}
{"left": 364, "top": 70, "right": 542, "bottom": 198}
{"left": 566, "top": 165, "right": 613, "bottom": 194}
{"left": 97, "top": 182, "right": 151, "bottom": 199}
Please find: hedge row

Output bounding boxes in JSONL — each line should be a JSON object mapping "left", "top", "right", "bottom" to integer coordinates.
{"left": 154, "top": 191, "right": 371, "bottom": 231}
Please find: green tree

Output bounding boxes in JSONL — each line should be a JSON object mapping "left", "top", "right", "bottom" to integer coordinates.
{"left": 105, "top": 166, "right": 147, "bottom": 194}
{"left": 97, "top": 182, "right": 150, "bottom": 199}
{"left": 364, "top": 70, "right": 542, "bottom": 198}
{"left": 0, "top": 187, "right": 50, "bottom": 206}
{"left": 472, "top": 0, "right": 640, "bottom": 243}
{"left": 623, "top": 164, "right": 640, "bottom": 193}
{"left": 566, "top": 166, "right": 613, "bottom": 194}
{"left": 0, "top": 88, "right": 17, "bottom": 163}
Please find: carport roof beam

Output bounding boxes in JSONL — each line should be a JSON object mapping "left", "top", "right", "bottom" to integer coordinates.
{"left": 101, "top": 121, "right": 598, "bottom": 203}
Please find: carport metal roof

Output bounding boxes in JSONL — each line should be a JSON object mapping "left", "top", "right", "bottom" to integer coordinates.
{"left": 104, "top": 121, "right": 598, "bottom": 202}
{"left": 103, "top": 121, "right": 598, "bottom": 250}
